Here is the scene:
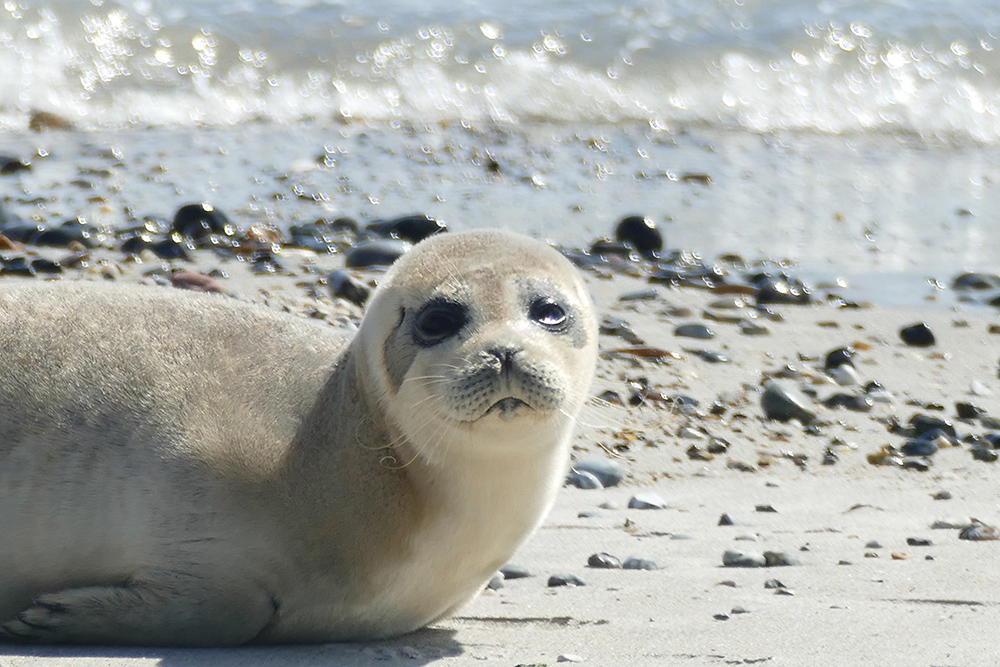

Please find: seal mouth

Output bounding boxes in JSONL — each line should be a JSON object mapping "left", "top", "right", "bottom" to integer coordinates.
{"left": 486, "top": 397, "right": 532, "bottom": 421}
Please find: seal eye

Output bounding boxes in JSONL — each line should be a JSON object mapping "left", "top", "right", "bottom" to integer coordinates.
{"left": 530, "top": 298, "right": 567, "bottom": 329}
{"left": 413, "top": 300, "right": 468, "bottom": 346}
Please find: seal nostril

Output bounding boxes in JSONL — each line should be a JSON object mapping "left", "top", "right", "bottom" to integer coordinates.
{"left": 487, "top": 346, "right": 519, "bottom": 373}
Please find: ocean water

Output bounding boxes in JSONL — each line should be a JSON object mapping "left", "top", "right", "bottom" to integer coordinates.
{"left": 4, "top": 0, "right": 1000, "bottom": 141}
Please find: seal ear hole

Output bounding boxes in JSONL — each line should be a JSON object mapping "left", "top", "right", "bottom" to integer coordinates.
{"left": 529, "top": 297, "right": 568, "bottom": 330}
{"left": 413, "top": 299, "right": 468, "bottom": 346}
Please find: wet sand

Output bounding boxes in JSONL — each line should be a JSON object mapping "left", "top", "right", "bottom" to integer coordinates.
{"left": 2, "top": 121, "right": 1000, "bottom": 665}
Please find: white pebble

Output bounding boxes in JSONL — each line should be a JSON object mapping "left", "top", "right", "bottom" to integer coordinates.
{"left": 558, "top": 654, "right": 585, "bottom": 663}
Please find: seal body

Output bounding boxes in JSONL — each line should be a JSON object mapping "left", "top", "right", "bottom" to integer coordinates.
{"left": 0, "top": 230, "right": 598, "bottom": 646}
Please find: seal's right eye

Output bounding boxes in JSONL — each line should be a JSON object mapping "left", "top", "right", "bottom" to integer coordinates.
{"left": 413, "top": 300, "right": 468, "bottom": 346}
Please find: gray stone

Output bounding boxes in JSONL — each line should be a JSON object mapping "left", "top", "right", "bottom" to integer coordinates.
{"left": 761, "top": 379, "right": 817, "bottom": 423}
{"left": 574, "top": 457, "right": 625, "bottom": 487}
{"left": 628, "top": 491, "right": 668, "bottom": 509}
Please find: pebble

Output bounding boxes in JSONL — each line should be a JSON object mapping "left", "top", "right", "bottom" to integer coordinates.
{"left": 899, "top": 322, "right": 936, "bottom": 347}
{"left": 345, "top": 239, "right": 411, "bottom": 268}
{"left": 599, "top": 316, "right": 643, "bottom": 344}
{"left": 901, "top": 439, "right": 938, "bottom": 456}
{"left": 828, "top": 364, "right": 861, "bottom": 386}
{"left": 959, "top": 519, "right": 1000, "bottom": 541}
{"left": 577, "top": 509, "right": 602, "bottom": 518}
{"left": 622, "top": 556, "right": 659, "bottom": 570}
{"left": 365, "top": 214, "right": 445, "bottom": 242}
{"left": 674, "top": 323, "right": 714, "bottom": 339}
{"left": 971, "top": 380, "right": 993, "bottom": 396}
{"left": 628, "top": 491, "right": 668, "bottom": 509}
{"left": 327, "top": 270, "right": 370, "bottom": 306}
{"left": 718, "top": 513, "right": 746, "bottom": 526}
{"left": 500, "top": 564, "right": 531, "bottom": 580}
{"left": 865, "top": 540, "right": 883, "bottom": 549}
{"left": 574, "top": 457, "right": 625, "bottom": 487}
{"left": 614, "top": 215, "right": 663, "bottom": 256}
{"left": 956, "top": 402, "right": 986, "bottom": 420}
{"left": 908, "top": 414, "right": 956, "bottom": 439}
{"left": 824, "top": 346, "right": 856, "bottom": 370}
{"left": 753, "top": 275, "right": 811, "bottom": 305}
{"left": 761, "top": 379, "right": 817, "bottom": 424}
{"left": 763, "top": 579, "right": 786, "bottom": 589}
{"left": 587, "top": 552, "right": 622, "bottom": 569}
{"left": 170, "top": 271, "right": 225, "bottom": 293}
{"left": 548, "top": 574, "right": 586, "bottom": 587}
{"left": 172, "top": 202, "right": 232, "bottom": 240}
{"left": 486, "top": 573, "right": 504, "bottom": 590}
{"left": 763, "top": 551, "right": 798, "bottom": 566}
{"left": 567, "top": 470, "right": 603, "bottom": 490}
{"left": 931, "top": 517, "right": 972, "bottom": 529}
{"left": 557, "top": 654, "right": 585, "bottom": 663}
{"left": 906, "top": 537, "right": 933, "bottom": 547}
{"left": 722, "top": 549, "right": 766, "bottom": 568}
{"left": 932, "top": 490, "right": 953, "bottom": 500}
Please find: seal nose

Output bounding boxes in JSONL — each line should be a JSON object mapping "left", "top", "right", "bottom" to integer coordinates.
{"left": 487, "top": 346, "right": 520, "bottom": 373}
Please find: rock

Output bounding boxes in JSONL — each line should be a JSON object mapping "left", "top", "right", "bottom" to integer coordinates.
{"left": 970, "top": 380, "right": 993, "bottom": 396}
{"left": 908, "top": 414, "right": 956, "bottom": 439}
{"left": 763, "top": 578, "right": 786, "bottom": 589}
{"left": 932, "top": 490, "right": 953, "bottom": 500}
{"left": 931, "top": 517, "right": 972, "bottom": 529}
{"left": 761, "top": 379, "right": 816, "bottom": 423}
{"left": 628, "top": 491, "right": 668, "bottom": 510}
{"left": 0, "top": 155, "right": 31, "bottom": 176}
{"left": 365, "top": 214, "right": 445, "bottom": 242}
{"left": 548, "top": 573, "right": 586, "bottom": 587}
{"left": 959, "top": 519, "right": 1000, "bottom": 541}
{"left": 900, "top": 322, "right": 935, "bottom": 347}
{"left": 865, "top": 540, "right": 883, "bottom": 548}
{"left": 557, "top": 654, "right": 585, "bottom": 663}
{"left": 28, "top": 110, "right": 73, "bottom": 131}
{"left": 906, "top": 537, "right": 933, "bottom": 547}
{"left": 486, "top": 573, "right": 504, "bottom": 590}
{"left": 718, "top": 513, "right": 746, "bottom": 526}
{"left": 674, "top": 323, "right": 714, "bottom": 339}
{"left": 622, "top": 556, "right": 659, "bottom": 570}
{"left": 345, "top": 239, "right": 411, "bottom": 268}
{"left": 753, "top": 276, "right": 811, "bottom": 305}
{"left": 587, "top": 552, "right": 622, "bottom": 569}
{"left": 615, "top": 215, "right": 663, "bottom": 256}
{"left": 956, "top": 402, "right": 986, "bottom": 420}
{"left": 574, "top": 457, "right": 624, "bottom": 487}
{"left": 599, "top": 316, "right": 643, "bottom": 344}
{"left": 763, "top": 551, "right": 798, "bottom": 566}
{"left": 828, "top": 364, "right": 860, "bottom": 386}
{"left": 722, "top": 549, "right": 766, "bottom": 568}
{"left": 952, "top": 272, "right": 1000, "bottom": 290}
{"left": 170, "top": 271, "right": 225, "bottom": 293}
{"left": 901, "top": 439, "right": 938, "bottom": 456}
{"left": 567, "top": 470, "right": 603, "bottom": 490}
{"left": 824, "top": 346, "right": 856, "bottom": 370}
{"left": 172, "top": 203, "right": 233, "bottom": 240}
{"left": 499, "top": 564, "right": 531, "bottom": 579}
{"left": 327, "top": 269, "right": 371, "bottom": 306}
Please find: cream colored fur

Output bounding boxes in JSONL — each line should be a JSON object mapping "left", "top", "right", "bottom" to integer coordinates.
{"left": 0, "top": 229, "right": 598, "bottom": 646}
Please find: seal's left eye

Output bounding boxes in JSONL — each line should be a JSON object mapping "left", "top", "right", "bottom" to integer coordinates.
{"left": 530, "top": 298, "right": 567, "bottom": 328}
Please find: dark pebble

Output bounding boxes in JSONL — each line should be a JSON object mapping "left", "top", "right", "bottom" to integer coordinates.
{"left": 900, "top": 322, "right": 935, "bottom": 347}
{"left": 822, "top": 393, "right": 873, "bottom": 412}
{"left": 1, "top": 256, "right": 34, "bottom": 276}
{"left": 0, "top": 222, "right": 43, "bottom": 243}
{"left": 674, "top": 323, "right": 714, "bottom": 339}
{"left": 599, "top": 316, "right": 643, "bottom": 344}
{"left": 365, "top": 214, "right": 446, "bottom": 242}
{"left": 972, "top": 447, "right": 998, "bottom": 462}
{"left": 952, "top": 272, "right": 1000, "bottom": 291}
{"left": 932, "top": 490, "right": 952, "bottom": 500}
{"left": 824, "top": 346, "right": 856, "bottom": 370}
{"left": 150, "top": 237, "right": 193, "bottom": 261}
{"left": 956, "top": 402, "right": 986, "bottom": 420}
{"left": 753, "top": 275, "right": 811, "bottom": 305}
{"left": 755, "top": 504, "right": 778, "bottom": 513}
{"left": 959, "top": 520, "right": 1000, "bottom": 541}
{"left": 499, "top": 564, "right": 531, "bottom": 579}
{"left": 548, "top": 573, "right": 586, "bottom": 587}
{"left": 0, "top": 155, "right": 31, "bottom": 175}
{"left": 761, "top": 380, "right": 816, "bottom": 423}
{"left": 30, "top": 258, "right": 62, "bottom": 274}
{"left": 327, "top": 269, "right": 370, "bottom": 306}
{"left": 718, "top": 513, "right": 745, "bottom": 526}
{"left": 763, "top": 579, "right": 786, "bottom": 589}
{"left": 345, "top": 239, "right": 411, "bottom": 268}
{"left": 909, "top": 413, "right": 956, "bottom": 439}
{"left": 901, "top": 439, "right": 938, "bottom": 456}
{"left": 615, "top": 215, "right": 663, "bottom": 256}
{"left": 622, "top": 556, "right": 659, "bottom": 570}
{"left": 906, "top": 537, "right": 932, "bottom": 546}
{"left": 763, "top": 551, "right": 798, "bottom": 567}
{"left": 172, "top": 203, "right": 233, "bottom": 240}
{"left": 32, "top": 219, "right": 94, "bottom": 248}
{"left": 587, "top": 552, "right": 622, "bottom": 569}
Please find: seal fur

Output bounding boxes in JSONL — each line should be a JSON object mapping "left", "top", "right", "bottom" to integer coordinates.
{"left": 0, "top": 229, "right": 598, "bottom": 646}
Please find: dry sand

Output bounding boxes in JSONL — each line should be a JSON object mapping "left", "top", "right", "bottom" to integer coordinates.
{"left": 2, "top": 256, "right": 1000, "bottom": 666}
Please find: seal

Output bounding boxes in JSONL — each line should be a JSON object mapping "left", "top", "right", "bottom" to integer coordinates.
{"left": 0, "top": 229, "right": 598, "bottom": 646}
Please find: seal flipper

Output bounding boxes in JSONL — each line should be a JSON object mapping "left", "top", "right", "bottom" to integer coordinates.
{"left": 0, "top": 579, "right": 278, "bottom": 647}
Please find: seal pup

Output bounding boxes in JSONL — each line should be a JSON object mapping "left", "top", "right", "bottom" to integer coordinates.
{"left": 0, "top": 229, "right": 598, "bottom": 646}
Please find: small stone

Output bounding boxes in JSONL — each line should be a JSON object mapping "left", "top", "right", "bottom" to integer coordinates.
{"left": 567, "top": 470, "right": 603, "bottom": 490}
{"left": 774, "top": 588, "right": 796, "bottom": 596}
{"left": 500, "top": 564, "right": 531, "bottom": 580}
{"left": 577, "top": 509, "right": 602, "bottom": 518}
{"left": 959, "top": 519, "right": 1000, "bottom": 541}
{"left": 574, "top": 457, "right": 625, "bottom": 487}
{"left": 906, "top": 537, "right": 932, "bottom": 547}
{"left": 718, "top": 513, "right": 745, "bottom": 526}
{"left": 891, "top": 552, "right": 910, "bottom": 560}
{"left": 615, "top": 215, "right": 663, "bottom": 256}
{"left": 713, "top": 614, "right": 730, "bottom": 621}
{"left": 327, "top": 269, "right": 370, "bottom": 306}
{"left": 345, "top": 239, "right": 411, "bottom": 268}
{"left": 761, "top": 379, "right": 816, "bottom": 423}
{"left": 763, "top": 579, "right": 786, "bottom": 589}
{"left": 170, "top": 271, "right": 225, "bottom": 293}
{"left": 828, "top": 364, "right": 861, "bottom": 386}
{"left": 970, "top": 380, "right": 993, "bottom": 396}
{"left": 587, "top": 552, "right": 622, "bottom": 569}
{"left": 557, "top": 654, "right": 585, "bottom": 663}
{"left": 548, "top": 574, "right": 586, "bottom": 587}
{"left": 622, "top": 556, "right": 659, "bottom": 570}
{"left": 900, "top": 322, "right": 936, "bottom": 347}
{"left": 730, "top": 606, "right": 752, "bottom": 614}
{"left": 365, "top": 214, "right": 445, "bottom": 242}
{"left": 755, "top": 504, "right": 778, "bottom": 513}
{"left": 763, "top": 551, "right": 798, "bottom": 567}
{"left": 722, "top": 549, "right": 766, "bottom": 568}
{"left": 931, "top": 517, "right": 972, "bottom": 529}
{"left": 865, "top": 540, "right": 883, "bottom": 549}
{"left": 172, "top": 202, "right": 232, "bottom": 240}
{"left": 674, "top": 323, "right": 714, "bottom": 340}
{"left": 628, "top": 491, "right": 668, "bottom": 510}
{"left": 932, "top": 490, "right": 953, "bottom": 500}
{"left": 486, "top": 573, "right": 504, "bottom": 590}
{"left": 678, "top": 426, "right": 706, "bottom": 439}
{"left": 824, "top": 346, "right": 856, "bottom": 370}
{"left": 901, "top": 439, "right": 938, "bottom": 456}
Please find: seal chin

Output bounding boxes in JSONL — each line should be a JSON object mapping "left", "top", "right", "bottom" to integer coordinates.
{"left": 485, "top": 397, "right": 533, "bottom": 421}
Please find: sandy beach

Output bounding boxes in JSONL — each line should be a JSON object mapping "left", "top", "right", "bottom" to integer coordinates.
{"left": 1, "top": 236, "right": 999, "bottom": 665}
